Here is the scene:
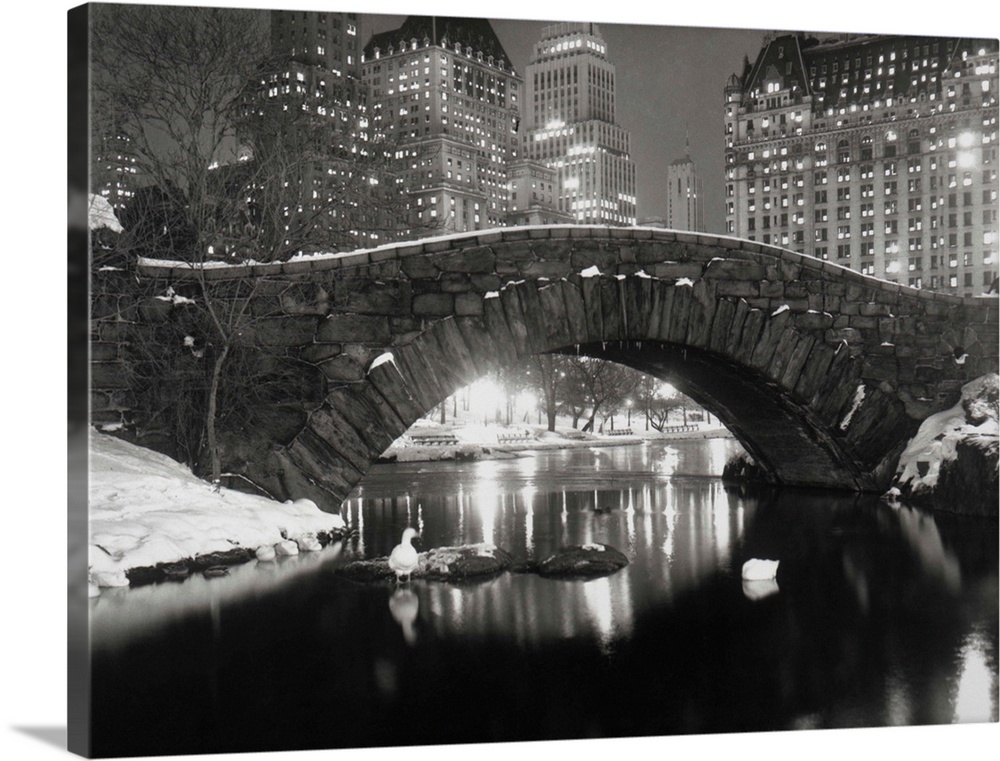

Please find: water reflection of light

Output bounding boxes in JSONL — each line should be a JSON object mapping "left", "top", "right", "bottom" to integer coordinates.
{"left": 626, "top": 497, "right": 636, "bottom": 547}
{"left": 658, "top": 445, "right": 679, "bottom": 474}
{"left": 522, "top": 486, "right": 536, "bottom": 553}
{"left": 711, "top": 487, "right": 733, "bottom": 571}
{"left": 582, "top": 576, "right": 615, "bottom": 652}
{"left": 953, "top": 630, "right": 997, "bottom": 723}
{"left": 357, "top": 498, "right": 365, "bottom": 555}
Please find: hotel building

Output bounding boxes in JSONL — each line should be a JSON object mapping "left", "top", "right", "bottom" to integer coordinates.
{"left": 724, "top": 33, "right": 998, "bottom": 296}
{"left": 362, "top": 16, "right": 523, "bottom": 233}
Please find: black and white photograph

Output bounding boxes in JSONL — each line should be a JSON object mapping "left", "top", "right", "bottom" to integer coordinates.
{"left": 10, "top": 0, "right": 1000, "bottom": 759}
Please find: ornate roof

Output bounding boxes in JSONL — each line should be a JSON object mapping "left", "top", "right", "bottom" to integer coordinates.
{"left": 364, "top": 16, "right": 510, "bottom": 66}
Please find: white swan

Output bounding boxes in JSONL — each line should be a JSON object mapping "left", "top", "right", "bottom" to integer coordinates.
{"left": 388, "top": 528, "right": 420, "bottom": 582}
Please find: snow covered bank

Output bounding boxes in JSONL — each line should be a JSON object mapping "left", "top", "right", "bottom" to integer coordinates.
{"left": 88, "top": 430, "right": 346, "bottom": 591}
{"left": 887, "top": 373, "right": 999, "bottom": 516}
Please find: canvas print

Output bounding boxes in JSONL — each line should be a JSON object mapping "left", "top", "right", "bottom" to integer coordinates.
{"left": 69, "top": 1, "right": 999, "bottom": 757}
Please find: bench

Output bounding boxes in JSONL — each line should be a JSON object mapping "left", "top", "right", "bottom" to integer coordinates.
{"left": 661, "top": 425, "right": 698, "bottom": 434}
{"left": 497, "top": 431, "right": 533, "bottom": 444}
{"left": 408, "top": 432, "right": 460, "bottom": 446}
{"left": 606, "top": 428, "right": 634, "bottom": 436}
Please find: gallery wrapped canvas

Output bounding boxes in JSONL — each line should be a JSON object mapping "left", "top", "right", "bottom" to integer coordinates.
{"left": 63, "top": 1, "right": 998, "bottom": 759}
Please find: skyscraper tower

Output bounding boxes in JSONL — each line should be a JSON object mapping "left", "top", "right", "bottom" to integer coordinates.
{"left": 524, "top": 22, "right": 636, "bottom": 225}
{"left": 362, "top": 16, "right": 523, "bottom": 233}
{"left": 665, "top": 130, "right": 705, "bottom": 232}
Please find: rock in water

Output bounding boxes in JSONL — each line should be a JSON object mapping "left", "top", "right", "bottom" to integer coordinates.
{"left": 536, "top": 543, "right": 629, "bottom": 578}
{"left": 275, "top": 540, "right": 299, "bottom": 556}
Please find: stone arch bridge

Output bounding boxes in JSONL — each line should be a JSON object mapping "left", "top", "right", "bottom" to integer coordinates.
{"left": 92, "top": 226, "right": 998, "bottom": 510}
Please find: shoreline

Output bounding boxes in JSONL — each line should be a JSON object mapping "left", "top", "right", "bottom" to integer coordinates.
{"left": 377, "top": 426, "right": 736, "bottom": 463}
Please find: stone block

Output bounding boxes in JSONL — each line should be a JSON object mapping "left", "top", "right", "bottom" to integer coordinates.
{"left": 794, "top": 311, "right": 834, "bottom": 331}
{"left": 239, "top": 316, "right": 320, "bottom": 347}
{"left": 759, "top": 280, "right": 785, "bottom": 298}
{"left": 599, "top": 278, "right": 624, "bottom": 342}
{"left": 521, "top": 260, "right": 574, "bottom": 280}
{"left": 860, "top": 302, "right": 892, "bottom": 317}
{"left": 482, "top": 296, "right": 522, "bottom": 369}
{"left": 716, "top": 281, "right": 758, "bottom": 298}
{"left": 412, "top": 293, "right": 455, "bottom": 317}
{"left": 569, "top": 244, "right": 620, "bottom": 273}
{"left": 317, "top": 314, "right": 390, "bottom": 344}
{"left": 538, "top": 282, "right": 575, "bottom": 351}
{"left": 297, "top": 414, "right": 370, "bottom": 476}
{"left": 500, "top": 287, "right": 532, "bottom": 357}
{"left": 648, "top": 262, "right": 703, "bottom": 280}
{"left": 319, "top": 355, "right": 365, "bottom": 382}
{"left": 440, "top": 272, "right": 472, "bottom": 293}
{"left": 456, "top": 316, "right": 499, "bottom": 378}
{"left": 400, "top": 256, "right": 440, "bottom": 279}
{"left": 703, "top": 259, "right": 766, "bottom": 280}
{"left": 300, "top": 343, "right": 342, "bottom": 364}
{"left": 434, "top": 246, "right": 496, "bottom": 274}
{"left": 341, "top": 282, "right": 408, "bottom": 315}
{"left": 580, "top": 277, "right": 605, "bottom": 345}
{"left": 470, "top": 274, "right": 502, "bottom": 292}
{"left": 277, "top": 282, "right": 330, "bottom": 315}
{"left": 622, "top": 276, "right": 654, "bottom": 341}
{"left": 558, "top": 280, "right": 590, "bottom": 346}
{"left": 455, "top": 292, "right": 484, "bottom": 317}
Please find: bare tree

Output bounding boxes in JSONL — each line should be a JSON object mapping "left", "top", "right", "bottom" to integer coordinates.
{"left": 89, "top": 5, "right": 408, "bottom": 484}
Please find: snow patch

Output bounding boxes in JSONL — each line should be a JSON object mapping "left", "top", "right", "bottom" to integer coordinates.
{"left": 88, "top": 431, "right": 344, "bottom": 586}
{"left": 839, "top": 384, "right": 867, "bottom": 430}
{"left": 88, "top": 194, "right": 123, "bottom": 233}
{"left": 675, "top": 277, "right": 694, "bottom": 287}
{"left": 772, "top": 304, "right": 790, "bottom": 316}
{"left": 580, "top": 265, "right": 602, "bottom": 278}
{"left": 155, "top": 286, "right": 196, "bottom": 306}
{"left": 368, "top": 352, "right": 396, "bottom": 372}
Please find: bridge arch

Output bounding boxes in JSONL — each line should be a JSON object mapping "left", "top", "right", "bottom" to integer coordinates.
{"left": 100, "top": 227, "right": 998, "bottom": 509}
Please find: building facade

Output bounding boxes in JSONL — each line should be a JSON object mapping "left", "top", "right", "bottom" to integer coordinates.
{"left": 725, "top": 33, "right": 998, "bottom": 296}
{"left": 523, "top": 22, "right": 637, "bottom": 226}
{"left": 665, "top": 136, "right": 705, "bottom": 232}
{"left": 362, "top": 17, "right": 525, "bottom": 234}
{"left": 246, "top": 9, "right": 404, "bottom": 253}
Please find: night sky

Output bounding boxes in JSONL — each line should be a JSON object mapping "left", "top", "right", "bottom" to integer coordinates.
{"left": 361, "top": 11, "right": 767, "bottom": 232}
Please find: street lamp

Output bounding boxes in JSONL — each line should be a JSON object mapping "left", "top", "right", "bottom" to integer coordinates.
{"left": 626, "top": 398, "right": 632, "bottom": 427}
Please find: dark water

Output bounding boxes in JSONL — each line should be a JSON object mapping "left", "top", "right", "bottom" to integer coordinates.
{"left": 88, "top": 440, "right": 999, "bottom": 757}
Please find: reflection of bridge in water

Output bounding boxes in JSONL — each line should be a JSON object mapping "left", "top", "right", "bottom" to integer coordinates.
{"left": 96, "top": 226, "right": 998, "bottom": 507}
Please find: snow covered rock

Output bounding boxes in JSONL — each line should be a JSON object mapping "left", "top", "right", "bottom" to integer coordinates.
{"left": 535, "top": 543, "right": 629, "bottom": 578}
{"left": 275, "top": 540, "right": 299, "bottom": 556}
{"left": 888, "top": 373, "right": 999, "bottom": 516}
{"left": 296, "top": 534, "right": 323, "bottom": 552}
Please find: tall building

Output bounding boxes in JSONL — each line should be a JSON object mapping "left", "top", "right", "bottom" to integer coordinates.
{"left": 665, "top": 133, "right": 705, "bottom": 232}
{"left": 523, "top": 22, "right": 637, "bottom": 226}
{"left": 725, "top": 33, "right": 999, "bottom": 296}
{"left": 240, "top": 9, "right": 404, "bottom": 253}
{"left": 361, "top": 16, "right": 524, "bottom": 233}
{"left": 94, "top": 131, "right": 137, "bottom": 213}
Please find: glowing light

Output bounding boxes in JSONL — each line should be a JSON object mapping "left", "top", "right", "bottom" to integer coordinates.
{"left": 953, "top": 630, "right": 997, "bottom": 723}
